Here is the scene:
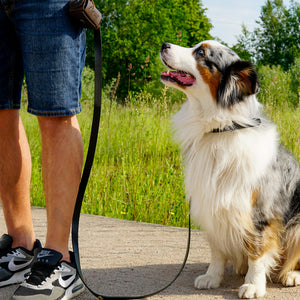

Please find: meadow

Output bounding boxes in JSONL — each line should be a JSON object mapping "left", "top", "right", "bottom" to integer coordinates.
{"left": 21, "top": 67, "right": 300, "bottom": 228}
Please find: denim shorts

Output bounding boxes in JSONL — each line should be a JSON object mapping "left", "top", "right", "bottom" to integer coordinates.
{"left": 0, "top": 0, "right": 86, "bottom": 116}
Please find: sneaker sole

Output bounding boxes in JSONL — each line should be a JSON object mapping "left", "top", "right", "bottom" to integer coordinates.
{"left": 0, "top": 268, "right": 30, "bottom": 288}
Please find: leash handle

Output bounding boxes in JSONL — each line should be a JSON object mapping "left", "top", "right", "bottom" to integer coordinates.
{"left": 72, "top": 26, "right": 191, "bottom": 300}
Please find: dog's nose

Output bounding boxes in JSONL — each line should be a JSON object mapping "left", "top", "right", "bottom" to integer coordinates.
{"left": 161, "top": 42, "right": 171, "bottom": 53}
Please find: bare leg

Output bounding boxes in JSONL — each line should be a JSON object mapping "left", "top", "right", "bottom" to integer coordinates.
{"left": 38, "top": 115, "right": 83, "bottom": 261}
{"left": 0, "top": 110, "right": 35, "bottom": 250}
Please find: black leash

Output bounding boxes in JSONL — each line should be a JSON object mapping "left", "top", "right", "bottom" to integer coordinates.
{"left": 70, "top": 2, "right": 191, "bottom": 299}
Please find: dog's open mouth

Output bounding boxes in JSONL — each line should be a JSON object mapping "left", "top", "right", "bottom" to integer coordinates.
{"left": 161, "top": 70, "right": 196, "bottom": 86}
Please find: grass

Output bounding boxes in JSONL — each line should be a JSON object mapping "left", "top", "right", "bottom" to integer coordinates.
{"left": 77, "top": 91, "right": 189, "bottom": 226}
{"left": 264, "top": 104, "right": 300, "bottom": 162}
{"left": 20, "top": 68, "right": 300, "bottom": 228}
{"left": 21, "top": 87, "right": 190, "bottom": 227}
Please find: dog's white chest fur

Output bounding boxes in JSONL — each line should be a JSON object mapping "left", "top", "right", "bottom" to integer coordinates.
{"left": 173, "top": 100, "right": 278, "bottom": 271}
{"left": 173, "top": 100, "right": 278, "bottom": 230}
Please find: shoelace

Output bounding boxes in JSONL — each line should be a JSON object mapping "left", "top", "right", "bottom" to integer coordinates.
{"left": 26, "top": 262, "right": 57, "bottom": 285}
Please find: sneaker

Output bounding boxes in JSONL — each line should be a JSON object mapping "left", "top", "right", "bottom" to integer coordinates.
{"left": 12, "top": 248, "right": 85, "bottom": 300}
{"left": 0, "top": 234, "right": 42, "bottom": 288}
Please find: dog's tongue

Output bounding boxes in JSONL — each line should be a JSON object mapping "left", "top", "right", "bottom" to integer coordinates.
{"left": 161, "top": 70, "right": 196, "bottom": 86}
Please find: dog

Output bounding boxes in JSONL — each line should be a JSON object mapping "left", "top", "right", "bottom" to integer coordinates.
{"left": 160, "top": 40, "right": 300, "bottom": 299}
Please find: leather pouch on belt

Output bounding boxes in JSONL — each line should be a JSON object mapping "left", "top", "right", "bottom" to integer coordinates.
{"left": 68, "top": 0, "right": 101, "bottom": 30}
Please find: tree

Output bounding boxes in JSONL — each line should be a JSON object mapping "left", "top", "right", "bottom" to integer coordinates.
{"left": 255, "top": 0, "right": 300, "bottom": 69}
{"left": 231, "top": 24, "right": 254, "bottom": 61}
{"left": 234, "top": 0, "right": 300, "bottom": 70}
{"left": 89, "top": 0, "right": 212, "bottom": 98}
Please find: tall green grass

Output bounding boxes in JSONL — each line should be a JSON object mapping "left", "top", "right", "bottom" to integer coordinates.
{"left": 264, "top": 104, "right": 300, "bottom": 163}
{"left": 21, "top": 80, "right": 190, "bottom": 227}
{"left": 78, "top": 91, "right": 189, "bottom": 226}
{"left": 21, "top": 67, "right": 299, "bottom": 228}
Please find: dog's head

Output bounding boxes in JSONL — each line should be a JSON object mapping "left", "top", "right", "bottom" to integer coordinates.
{"left": 160, "top": 40, "right": 260, "bottom": 108}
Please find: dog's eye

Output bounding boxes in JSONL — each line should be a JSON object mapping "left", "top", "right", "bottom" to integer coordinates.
{"left": 196, "top": 48, "right": 205, "bottom": 57}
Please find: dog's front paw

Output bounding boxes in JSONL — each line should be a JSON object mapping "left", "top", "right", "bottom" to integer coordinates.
{"left": 194, "top": 274, "right": 221, "bottom": 289}
{"left": 281, "top": 271, "right": 300, "bottom": 286}
{"left": 238, "top": 283, "right": 266, "bottom": 299}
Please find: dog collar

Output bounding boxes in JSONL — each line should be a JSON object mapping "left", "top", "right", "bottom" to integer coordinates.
{"left": 210, "top": 118, "right": 261, "bottom": 133}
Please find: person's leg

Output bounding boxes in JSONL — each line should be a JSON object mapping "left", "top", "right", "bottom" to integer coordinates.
{"left": 4, "top": 0, "right": 86, "bottom": 296}
{"left": 0, "top": 0, "right": 35, "bottom": 251}
{"left": 13, "top": 0, "right": 85, "bottom": 261}
{"left": 38, "top": 115, "right": 83, "bottom": 261}
{"left": 0, "top": 110, "right": 35, "bottom": 251}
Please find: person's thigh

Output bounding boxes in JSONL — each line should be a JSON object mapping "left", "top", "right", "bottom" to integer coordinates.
{"left": 14, "top": 0, "right": 86, "bottom": 117}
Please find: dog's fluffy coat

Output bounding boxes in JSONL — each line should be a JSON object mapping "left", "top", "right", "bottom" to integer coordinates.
{"left": 160, "top": 40, "right": 300, "bottom": 298}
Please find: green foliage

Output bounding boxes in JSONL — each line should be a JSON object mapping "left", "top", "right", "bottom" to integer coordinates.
{"left": 80, "top": 93, "right": 189, "bottom": 226}
{"left": 235, "top": 0, "right": 300, "bottom": 70}
{"left": 255, "top": 0, "right": 300, "bottom": 69}
{"left": 264, "top": 105, "right": 300, "bottom": 163}
{"left": 80, "top": 66, "right": 95, "bottom": 101}
{"left": 231, "top": 25, "right": 254, "bottom": 62}
{"left": 257, "top": 58, "right": 300, "bottom": 107}
{"left": 87, "top": 0, "right": 212, "bottom": 98}
{"left": 258, "top": 65, "right": 293, "bottom": 107}
{"left": 290, "top": 57, "right": 300, "bottom": 101}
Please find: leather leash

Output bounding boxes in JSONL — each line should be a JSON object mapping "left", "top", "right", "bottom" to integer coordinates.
{"left": 71, "top": 7, "right": 191, "bottom": 300}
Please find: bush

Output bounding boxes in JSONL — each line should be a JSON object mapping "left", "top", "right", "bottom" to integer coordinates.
{"left": 90, "top": 0, "right": 212, "bottom": 99}
{"left": 257, "top": 63, "right": 299, "bottom": 108}
{"left": 290, "top": 57, "right": 300, "bottom": 105}
{"left": 81, "top": 66, "right": 95, "bottom": 102}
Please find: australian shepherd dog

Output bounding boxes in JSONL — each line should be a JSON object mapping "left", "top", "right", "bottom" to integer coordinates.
{"left": 160, "top": 40, "right": 300, "bottom": 298}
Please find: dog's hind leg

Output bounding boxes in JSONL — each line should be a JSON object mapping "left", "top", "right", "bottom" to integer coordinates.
{"left": 281, "top": 270, "right": 300, "bottom": 286}
{"left": 194, "top": 247, "right": 226, "bottom": 289}
{"left": 280, "top": 223, "right": 300, "bottom": 286}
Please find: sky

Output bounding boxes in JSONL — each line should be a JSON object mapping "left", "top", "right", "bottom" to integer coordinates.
{"left": 201, "top": 0, "right": 291, "bottom": 46}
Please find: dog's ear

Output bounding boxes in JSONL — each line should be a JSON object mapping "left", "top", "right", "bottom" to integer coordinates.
{"left": 217, "top": 61, "right": 260, "bottom": 108}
